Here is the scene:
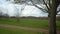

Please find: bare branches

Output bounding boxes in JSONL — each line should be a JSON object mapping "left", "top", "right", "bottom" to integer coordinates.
{"left": 49, "top": 0, "right": 51, "bottom": 8}
{"left": 30, "top": 0, "right": 48, "bottom": 13}
{"left": 42, "top": 0, "right": 49, "bottom": 10}
{"left": 30, "top": 0, "right": 60, "bottom": 14}
{"left": 33, "top": 4, "right": 48, "bottom": 13}
{"left": 57, "top": 9, "right": 60, "bottom": 14}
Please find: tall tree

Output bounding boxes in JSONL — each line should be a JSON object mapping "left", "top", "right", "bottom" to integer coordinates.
{"left": 14, "top": 3, "right": 25, "bottom": 22}
{"left": 30, "top": 0, "right": 60, "bottom": 34}
{"left": 48, "top": 0, "right": 57, "bottom": 34}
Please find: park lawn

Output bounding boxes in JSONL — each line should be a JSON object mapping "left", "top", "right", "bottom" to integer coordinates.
{"left": 0, "top": 26, "right": 46, "bottom": 34}
{"left": 0, "top": 18, "right": 60, "bottom": 29}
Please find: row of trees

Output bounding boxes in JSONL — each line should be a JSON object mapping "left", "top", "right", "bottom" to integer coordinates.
{"left": 0, "top": 12, "right": 9, "bottom": 17}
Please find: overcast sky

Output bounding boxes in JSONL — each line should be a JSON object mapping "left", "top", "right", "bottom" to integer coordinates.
{"left": 0, "top": 0, "right": 53, "bottom": 17}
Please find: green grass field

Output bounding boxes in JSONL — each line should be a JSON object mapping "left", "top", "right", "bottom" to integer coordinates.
{"left": 0, "top": 26, "right": 46, "bottom": 34}
{"left": 0, "top": 18, "right": 60, "bottom": 29}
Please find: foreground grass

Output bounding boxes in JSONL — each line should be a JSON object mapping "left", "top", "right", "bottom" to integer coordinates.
{"left": 0, "top": 18, "right": 60, "bottom": 29}
{"left": 0, "top": 26, "right": 46, "bottom": 34}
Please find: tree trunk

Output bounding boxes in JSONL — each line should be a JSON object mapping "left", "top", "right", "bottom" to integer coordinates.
{"left": 49, "top": 10, "right": 56, "bottom": 34}
{"left": 49, "top": 0, "right": 57, "bottom": 34}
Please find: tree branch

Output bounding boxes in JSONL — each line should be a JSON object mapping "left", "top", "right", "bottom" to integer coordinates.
{"left": 42, "top": 0, "right": 49, "bottom": 10}
{"left": 49, "top": 0, "right": 51, "bottom": 8}
{"left": 30, "top": 0, "right": 48, "bottom": 13}
{"left": 57, "top": 9, "right": 60, "bottom": 14}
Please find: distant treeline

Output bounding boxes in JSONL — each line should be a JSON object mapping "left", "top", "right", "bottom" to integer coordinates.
{"left": 0, "top": 16, "right": 60, "bottom": 20}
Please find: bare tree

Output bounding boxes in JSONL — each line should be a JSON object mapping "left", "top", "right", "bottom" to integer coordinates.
{"left": 14, "top": 0, "right": 60, "bottom": 34}
{"left": 14, "top": 4, "right": 25, "bottom": 22}
{"left": 30, "top": 0, "right": 60, "bottom": 14}
{"left": 30, "top": 0, "right": 60, "bottom": 34}
{"left": 14, "top": 0, "right": 26, "bottom": 22}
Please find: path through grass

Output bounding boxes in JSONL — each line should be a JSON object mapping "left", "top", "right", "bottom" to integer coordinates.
{"left": 0, "top": 26, "right": 46, "bottom": 34}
